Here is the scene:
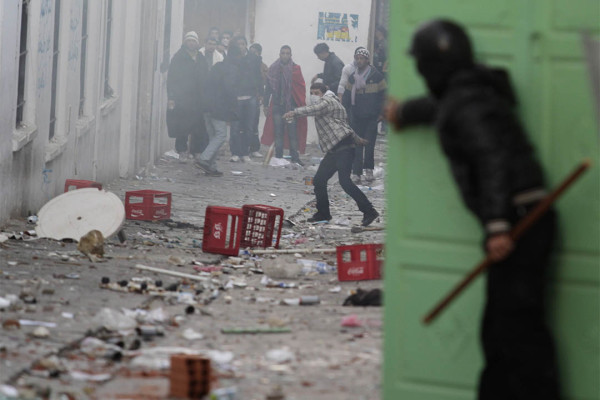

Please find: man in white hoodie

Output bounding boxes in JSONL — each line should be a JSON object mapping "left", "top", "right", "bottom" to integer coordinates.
{"left": 283, "top": 82, "right": 379, "bottom": 227}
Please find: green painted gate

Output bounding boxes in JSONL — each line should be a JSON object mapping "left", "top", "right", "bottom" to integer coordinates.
{"left": 383, "top": 1, "right": 600, "bottom": 399}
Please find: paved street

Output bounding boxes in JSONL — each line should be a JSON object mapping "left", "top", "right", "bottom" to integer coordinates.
{"left": 1, "top": 140, "right": 386, "bottom": 400}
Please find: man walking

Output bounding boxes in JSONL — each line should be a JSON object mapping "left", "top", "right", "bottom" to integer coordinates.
{"left": 194, "top": 45, "right": 242, "bottom": 176}
{"left": 311, "top": 43, "right": 345, "bottom": 93}
{"left": 385, "top": 19, "right": 560, "bottom": 400}
{"left": 343, "top": 48, "right": 386, "bottom": 184}
{"left": 261, "top": 45, "right": 307, "bottom": 165}
{"left": 283, "top": 83, "right": 379, "bottom": 227}
{"left": 166, "top": 31, "right": 209, "bottom": 161}
{"left": 229, "top": 36, "right": 263, "bottom": 162}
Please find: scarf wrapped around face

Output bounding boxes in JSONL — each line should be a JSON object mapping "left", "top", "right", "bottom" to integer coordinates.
{"left": 267, "top": 58, "right": 295, "bottom": 110}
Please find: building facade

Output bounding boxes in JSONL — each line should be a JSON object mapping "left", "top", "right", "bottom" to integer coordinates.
{"left": 0, "top": 0, "right": 185, "bottom": 224}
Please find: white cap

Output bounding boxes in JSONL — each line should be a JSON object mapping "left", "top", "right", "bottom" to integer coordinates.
{"left": 183, "top": 31, "right": 199, "bottom": 44}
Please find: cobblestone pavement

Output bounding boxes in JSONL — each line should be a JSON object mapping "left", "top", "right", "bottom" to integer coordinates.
{"left": 0, "top": 138, "right": 387, "bottom": 400}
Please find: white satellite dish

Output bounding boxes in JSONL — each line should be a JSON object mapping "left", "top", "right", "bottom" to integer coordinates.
{"left": 36, "top": 188, "right": 125, "bottom": 241}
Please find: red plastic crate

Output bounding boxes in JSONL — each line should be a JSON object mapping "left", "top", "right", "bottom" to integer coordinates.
{"left": 336, "top": 243, "right": 384, "bottom": 281}
{"left": 241, "top": 204, "right": 284, "bottom": 249}
{"left": 125, "top": 190, "right": 171, "bottom": 221}
{"left": 202, "top": 206, "right": 244, "bottom": 256}
{"left": 64, "top": 179, "right": 103, "bottom": 192}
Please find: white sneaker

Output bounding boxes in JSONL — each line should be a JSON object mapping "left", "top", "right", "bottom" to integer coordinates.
{"left": 352, "top": 174, "right": 362, "bottom": 185}
{"left": 230, "top": 155, "right": 240, "bottom": 162}
{"left": 251, "top": 151, "right": 263, "bottom": 158}
{"left": 242, "top": 156, "right": 252, "bottom": 162}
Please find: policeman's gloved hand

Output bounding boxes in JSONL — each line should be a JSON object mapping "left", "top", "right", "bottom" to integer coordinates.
{"left": 486, "top": 233, "right": 514, "bottom": 262}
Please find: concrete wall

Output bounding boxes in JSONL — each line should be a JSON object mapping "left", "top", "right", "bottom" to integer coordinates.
{"left": 253, "top": 0, "right": 373, "bottom": 144}
{"left": 0, "top": 0, "right": 184, "bottom": 225}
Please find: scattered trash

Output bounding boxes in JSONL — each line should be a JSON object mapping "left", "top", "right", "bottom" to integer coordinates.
{"left": 2, "top": 320, "right": 20, "bottom": 330}
{"left": 93, "top": 308, "right": 137, "bottom": 331}
{"left": 210, "top": 387, "right": 237, "bottom": 400}
{"left": 341, "top": 314, "right": 364, "bottom": 327}
{"left": 32, "top": 326, "right": 50, "bottom": 338}
{"left": 329, "top": 286, "right": 342, "bottom": 293}
{"left": 18, "top": 319, "right": 57, "bottom": 328}
{"left": 181, "top": 328, "right": 204, "bottom": 341}
{"left": 261, "top": 259, "right": 302, "bottom": 279}
{"left": 0, "top": 233, "right": 8, "bottom": 243}
{"left": 297, "top": 259, "right": 336, "bottom": 275}
{"left": 168, "top": 255, "right": 185, "bottom": 266}
{"left": 77, "top": 230, "right": 105, "bottom": 259}
{"left": 231, "top": 171, "right": 243, "bottom": 175}
{"left": 343, "top": 289, "right": 382, "bottom": 307}
{"left": 70, "top": 371, "right": 112, "bottom": 382}
{"left": 221, "top": 327, "right": 292, "bottom": 334}
{"left": 27, "top": 215, "right": 38, "bottom": 224}
{"left": 170, "top": 355, "right": 212, "bottom": 399}
{"left": 265, "top": 347, "right": 295, "bottom": 364}
{"left": 266, "top": 385, "right": 286, "bottom": 400}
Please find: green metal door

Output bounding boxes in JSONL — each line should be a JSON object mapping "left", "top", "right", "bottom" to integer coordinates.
{"left": 384, "top": 1, "right": 600, "bottom": 399}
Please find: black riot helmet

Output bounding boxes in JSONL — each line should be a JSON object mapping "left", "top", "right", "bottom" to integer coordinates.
{"left": 409, "top": 19, "right": 474, "bottom": 97}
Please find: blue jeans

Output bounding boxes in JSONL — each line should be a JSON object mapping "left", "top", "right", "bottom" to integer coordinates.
{"left": 200, "top": 115, "right": 228, "bottom": 169}
{"left": 272, "top": 103, "right": 299, "bottom": 160}
{"left": 230, "top": 97, "right": 257, "bottom": 157}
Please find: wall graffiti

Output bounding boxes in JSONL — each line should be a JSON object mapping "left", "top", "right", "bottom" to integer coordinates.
{"left": 317, "top": 12, "right": 360, "bottom": 43}
{"left": 68, "top": 0, "right": 82, "bottom": 70}
{"left": 37, "top": 0, "right": 53, "bottom": 92}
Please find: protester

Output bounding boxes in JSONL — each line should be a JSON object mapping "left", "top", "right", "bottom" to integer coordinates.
{"left": 311, "top": 43, "right": 345, "bottom": 93}
{"left": 385, "top": 19, "right": 560, "bottom": 400}
{"left": 194, "top": 46, "right": 242, "bottom": 177}
{"left": 166, "top": 31, "right": 209, "bottom": 161}
{"left": 249, "top": 43, "right": 269, "bottom": 157}
{"left": 283, "top": 83, "right": 379, "bottom": 227}
{"left": 342, "top": 48, "right": 386, "bottom": 184}
{"left": 373, "top": 26, "right": 388, "bottom": 75}
{"left": 207, "top": 26, "right": 220, "bottom": 41}
{"left": 261, "top": 45, "right": 307, "bottom": 165}
{"left": 229, "top": 36, "right": 263, "bottom": 162}
{"left": 337, "top": 46, "right": 365, "bottom": 100}
{"left": 200, "top": 36, "right": 224, "bottom": 69}
{"left": 217, "top": 31, "right": 232, "bottom": 56}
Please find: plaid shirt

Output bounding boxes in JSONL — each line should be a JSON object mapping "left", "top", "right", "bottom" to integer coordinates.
{"left": 292, "top": 92, "right": 358, "bottom": 152}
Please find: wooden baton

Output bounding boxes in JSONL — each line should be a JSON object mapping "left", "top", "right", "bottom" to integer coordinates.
{"left": 422, "top": 159, "right": 592, "bottom": 325}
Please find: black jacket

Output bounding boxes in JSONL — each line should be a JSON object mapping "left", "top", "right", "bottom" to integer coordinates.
{"left": 206, "top": 58, "right": 240, "bottom": 122}
{"left": 318, "top": 52, "right": 345, "bottom": 93}
{"left": 343, "top": 67, "right": 387, "bottom": 119}
{"left": 399, "top": 65, "right": 545, "bottom": 234}
{"left": 236, "top": 52, "right": 264, "bottom": 98}
{"left": 167, "top": 46, "right": 209, "bottom": 112}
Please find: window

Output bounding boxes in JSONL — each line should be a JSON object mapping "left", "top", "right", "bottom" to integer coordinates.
{"left": 49, "top": 0, "right": 61, "bottom": 139}
{"left": 16, "top": 0, "right": 29, "bottom": 128}
{"left": 160, "top": 0, "right": 172, "bottom": 73}
{"left": 79, "top": 0, "right": 88, "bottom": 116}
{"left": 103, "top": 0, "right": 113, "bottom": 99}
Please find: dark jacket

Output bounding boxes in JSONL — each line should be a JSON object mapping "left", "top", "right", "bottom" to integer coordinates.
{"left": 206, "top": 58, "right": 240, "bottom": 122}
{"left": 344, "top": 66, "right": 387, "bottom": 119}
{"left": 400, "top": 65, "right": 545, "bottom": 234}
{"left": 236, "top": 52, "right": 264, "bottom": 98}
{"left": 318, "top": 52, "right": 344, "bottom": 92}
{"left": 167, "top": 46, "right": 209, "bottom": 112}
{"left": 166, "top": 47, "right": 209, "bottom": 138}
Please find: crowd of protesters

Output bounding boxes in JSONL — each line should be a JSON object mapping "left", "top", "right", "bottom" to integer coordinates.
{"left": 166, "top": 26, "right": 387, "bottom": 226}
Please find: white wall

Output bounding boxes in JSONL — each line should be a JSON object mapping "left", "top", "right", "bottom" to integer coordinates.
{"left": 0, "top": 0, "right": 185, "bottom": 225}
{"left": 254, "top": 0, "right": 373, "bottom": 144}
